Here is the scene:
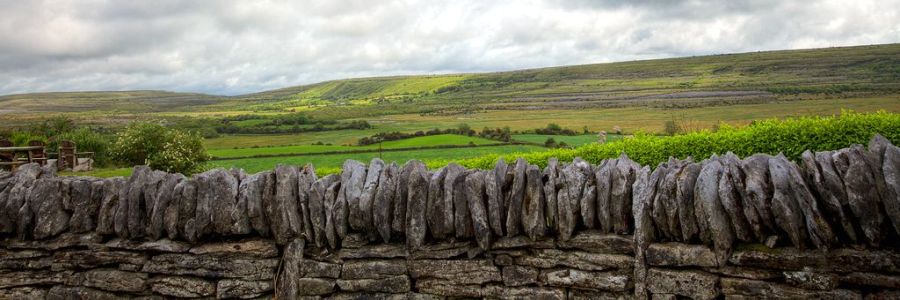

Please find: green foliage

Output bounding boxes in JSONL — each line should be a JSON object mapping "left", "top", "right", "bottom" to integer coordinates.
{"left": 56, "top": 128, "right": 111, "bottom": 166}
{"left": 663, "top": 120, "right": 682, "bottom": 136}
{"left": 9, "top": 132, "right": 47, "bottom": 146}
{"left": 544, "top": 138, "right": 557, "bottom": 148}
{"left": 446, "top": 111, "right": 900, "bottom": 170}
{"left": 112, "top": 122, "right": 210, "bottom": 174}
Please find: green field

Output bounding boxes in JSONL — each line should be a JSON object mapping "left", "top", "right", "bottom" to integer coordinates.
{"left": 208, "top": 134, "right": 503, "bottom": 159}
{"left": 512, "top": 134, "right": 624, "bottom": 146}
{"left": 5, "top": 44, "right": 900, "bottom": 177}
{"left": 209, "top": 144, "right": 545, "bottom": 174}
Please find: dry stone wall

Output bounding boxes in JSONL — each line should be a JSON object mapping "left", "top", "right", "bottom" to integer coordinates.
{"left": 0, "top": 135, "right": 899, "bottom": 299}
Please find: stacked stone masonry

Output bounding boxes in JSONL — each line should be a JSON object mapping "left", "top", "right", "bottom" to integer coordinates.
{"left": 0, "top": 135, "right": 899, "bottom": 299}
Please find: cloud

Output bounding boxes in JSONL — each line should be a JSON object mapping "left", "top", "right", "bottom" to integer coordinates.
{"left": 0, "top": 0, "right": 897, "bottom": 96}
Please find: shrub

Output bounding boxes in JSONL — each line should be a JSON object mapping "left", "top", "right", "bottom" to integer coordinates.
{"left": 111, "top": 122, "right": 209, "bottom": 174}
{"left": 441, "top": 111, "right": 900, "bottom": 170}
{"left": 10, "top": 132, "right": 47, "bottom": 146}
{"left": 56, "top": 127, "right": 111, "bottom": 166}
{"left": 544, "top": 138, "right": 557, "bottom": 148}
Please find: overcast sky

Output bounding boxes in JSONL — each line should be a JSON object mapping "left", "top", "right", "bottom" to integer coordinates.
{"left": 1, "top": 0, "right": 898, "bottom": 96}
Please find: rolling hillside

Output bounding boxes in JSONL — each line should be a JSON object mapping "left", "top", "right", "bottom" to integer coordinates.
{"left": 2, "top": 43, "right": 898, "bottom": 119}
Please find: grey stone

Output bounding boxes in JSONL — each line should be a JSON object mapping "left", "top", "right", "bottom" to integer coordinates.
{"left": 150, "top": 276, "right": 215, "bottom": 298}
{"left": 341, "top": 260, "right": 407, "bottom": 279}
{"left": 325, "top": 180, "right": 341, "bottom": 248}
{"left": 142, "top": 253, "right": 278, "bottom": 280}
{"left": 238, "top": 172, "right": 270, "bottom": 237}
{"left": 217, "top": 279, "right": 273, "bottom": 299}
{"left": 296, "top": 278, "right": 336, "bottom": 296}
{"left": 523, "top": 164, "right": 547, "bottom": 240}
{"left": 721, "top": 277, "right": 860, "bottom": 299}
{"left": 270, "top": 165, "right": 303, "bottom": 245}
{"left": 663, "top": 161, "right": 686, "bottom": 241}
{"left": 0, "top": 270, "right": 79, "bottom": 289}
{"left": 1, "top": 164, "right": 41, "bottom": 236}
{"left": 502, "top": 265, "right": 539, "bottom": 286}
{"left": 96, "top": 177, "right": 124, "bottom": 236}
{"left": 414, "top": 279, "right": 482, "bottom": 298}
{"left": 786, "top": 155, "right": 837, "bottom": 249}
{"left": 486, "top": 158, "right": 508, "bottom": 236}
{"left": 483, "top": 285, "right": 566, "bottom": 300}
{"left": 741, "top": 154, "right": 776, "bottom": 239}
{"left": 506, "top": 158, "right": 527, "bottom": 237}
{"left": 594, "top": 159, "right": 614, "bottom": 233}
{"left": 406, "top": 163, "right": 429, "bottom": 250}
{"left": 392, "top": 161, "right": 421, "bottom": 234}
{"left": 298, "top": 164, "right": 317, "bottom": 243}
{"left": 410, "top": 259, "right": 501, "bottom": 285}
{"left": 410, "top": 241, "right": 476, "bottom": 259}
{"left": 340, "top": 244, "right": 409, "bottom": 259}
{"left": 720, "top": 153, "right": 753, "bottom": 242}
{"left": 808, "top": 150, "right": 858, "bottom": 243}
{"left": 47, "top": 286, "right": 118, "bottom": 300}
{"left": 0, "top": 287, "right": 46, "bottom": 299}
{"left": 300, "top": 259, "right": 342, "bottom": 278}
{"left": 466, "top": 171, "right": 491, "bottom": 250}
{"left": 704, "top": 265, "right": 782, "bottom": 280}
{"left": 46, "top": 249, "right": 146, "bottom": 270}
{"left": 544, "top": 158, "right": 560, "bottom": 233}
{"left": 647, "top": 268, "right": 719, "bottom": 300}
{"left": 729, "top": 246, "right": 900, "bottom": 273}
{"left": 82, "top": 269, "right": 147, "bottom": 292}
{"left": 881, "top": 143, "right": 900, "bottom": 236}
{"left": 631, "top": 166, "right": 653, "bottom": 299}
{"left": 491, "top": 235, "right": 555, "bottom": 249}
{"left": 649, "top": 164, "right": 671, "bottom": 240}
{"left": 277, "top": 238, "right": 305, "bottom": 299}
{"left": 374, "top": 163, "right": 398, "bottom": 242}
{"left": 446, "top": 164, "right": 471, "bottom": 239}
{"left": 611, "top": 155, "right": 638, "bottom": 234}
{"left": 575, "top": 159, "right": 597, "bottom": 229}
{"left": 840, "top": 272, "right": 900, "bottom": 289}
{"left": 104, "top": 238, "right": 190, "bottom": 253}
{"left": 359, "top": 158, "right": 384, "bottom": 239}
{"left": 841, "top": 147, "right": 884, "bottom": 246}
{"left": 768, "top": 155, "right": 809, "bottom": 249}
{"left": 335, "top": 174, "right": 350, "bottom": 245}
{"left": 515, "top": 249, "right": 633, "bottom": 271}
{"left": 676, "top": 162, "right": 701, "bottom": 242}
{"left": 28, "top": 178, "right": 70, "bottom": 240}
{"left": 188, "top": 238, "right": 278, "bottom": 257}
{"left": 310, "top": 174, "right": 337, "bottom": 248}
{"left": 337, "top": 275, "right": 411, "bottom": 293}
{"left": 540, "top": 269, "right": 630, "bottom": 292}
{"left": 645, "top": 243, "right": 717, "bottom": 267}
{"left": 149, "top": 173, "right": 183, "bottom": 239}
{"left": 569, "top": 289, "right": 634, "bottom": 300}
{"left": 557, "top": 230, "right": 634, "bottom": 255}
{"left": 426, "top": 167, "right": 449, "bottom": 239}
{"left": 69, "top": 178, "right": 100, "bottom": 233}
{"left": 695, "top": 158, "right": 732, "bottom": 265}
{"left": 344, "top": 160, "right": 368, "bottom": 234}
{"left": 556, "top": 172, "right": 576, "bottom": 241}
{"left": 176, "top": 179, "right": 199, "bottom": 242}
{"left": 783, "top": 269, "right": 839, "bottom": 290}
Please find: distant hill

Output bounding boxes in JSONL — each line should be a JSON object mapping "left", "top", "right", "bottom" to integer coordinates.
{"left": 2, "top": 43, "right": 898, "bottom": 116}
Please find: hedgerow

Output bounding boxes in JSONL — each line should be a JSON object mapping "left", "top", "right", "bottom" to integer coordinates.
{"left": 431, "top": 111, "right": 900, "bottom": 170}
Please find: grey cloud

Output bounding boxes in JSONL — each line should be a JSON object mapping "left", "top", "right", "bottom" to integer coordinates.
{"left": 0, "top": 0, "right": 897, "bottom": 96}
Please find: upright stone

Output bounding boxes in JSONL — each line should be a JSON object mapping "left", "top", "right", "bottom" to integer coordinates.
{"left": 344, "top": 160, "right": 367, "bottom": 232}
{"left": 742, "top": 154, "right": 776, "bottom": 238}
{"left": 298, "top": 164, "right": 318, "bottom": 242}
{"left": 375, "top": 163, "right": 398, "bottom": 242}
{"left": 676, "top": 162, "right": 701, "bottom": 242}
{"left": 29, "top": 178, "right": 69, "bottom": 239}
{"left": 695, "top": 158, "right": 732, "bottom": 265}
{"left": 426, "top": 167, "right": 449, "bottom": 239}
{"left": 768, "top": 155, "right": 809, "bottom": 249}
{"left": 407, "top": 164, "right": 429, "bottom": 250}
{"left": 523, "top": 164, "right": 546, "bottom": 240}
{"left": 466, "top": 171, "right": 491, "bottom": 250}
{"left": 359, "top": 158, "right": 384, "bottom": 239}
{"left": 843, "top": 147, "right": 884, "bottom": 246}
{"left": 277, "top": 238, "right": 306, "bottom": 299}
{"left": 595, "top": 159, "right": 614, "bottom": 233}
{"left": 506, "top": 158, "right": 527, "bottom": 237}
{"left": 271, "top": 165, "right": 303, "bottom": 245}
{"left": 486, "top": 158, "right": 508, "bottom": 236}
{"left": 543, "top": 158, "right": 560, "bottom": 234}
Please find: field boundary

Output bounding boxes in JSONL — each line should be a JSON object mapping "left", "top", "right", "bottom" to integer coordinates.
{"left": 210, "top": 141, "right": 540, "bottom": 161}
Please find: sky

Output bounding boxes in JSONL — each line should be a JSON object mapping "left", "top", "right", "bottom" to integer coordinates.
{"left": 1, "top": 0, "right": 898, "bottom": 96}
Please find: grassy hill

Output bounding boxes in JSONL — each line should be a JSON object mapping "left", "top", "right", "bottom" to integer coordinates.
{"left": 3, "top": 43, "right": 898, "bottom": 120}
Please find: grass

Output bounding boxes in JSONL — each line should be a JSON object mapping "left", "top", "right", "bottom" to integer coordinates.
{"left": 208, "top": 144, "right": 545, "bottom": 174}
{"left": 208, "top": 134, "right": 502, "bottom": 158}
{"left": 512, "top": 134, "right": 624, "bottom": 146}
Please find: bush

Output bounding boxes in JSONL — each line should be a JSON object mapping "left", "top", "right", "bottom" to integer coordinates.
{"left": 56, "top": 127, "right": 111, "bottom": 166}
{"left": 9, "top": 132, "right": 47, "bottom": 146}
{"left": 442, "top": 111, "right": 900, "bottom": 170}
{"left": 111, "top": 122, "right": 209, "bottom": 174}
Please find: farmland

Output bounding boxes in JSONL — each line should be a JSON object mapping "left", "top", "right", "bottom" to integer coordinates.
{"left": 3, "top": 44, "right": 900, "bottom": 176}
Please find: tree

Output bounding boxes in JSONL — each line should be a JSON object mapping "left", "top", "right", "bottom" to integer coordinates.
{"left": 544, "top": 137, "right": 558, "bottom": 148}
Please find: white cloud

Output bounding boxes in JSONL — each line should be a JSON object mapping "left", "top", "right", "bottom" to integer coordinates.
{"left": 0, "top": 0, "right": 897, "bottom": 95}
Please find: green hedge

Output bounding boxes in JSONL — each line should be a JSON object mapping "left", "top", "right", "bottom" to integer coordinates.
{"left": 431, "top": 111, "right": 900, "bottom": 170}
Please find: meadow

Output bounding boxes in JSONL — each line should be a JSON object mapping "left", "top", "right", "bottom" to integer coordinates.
{"left": 5, "top": 44, "right": 900, "bottom": 178}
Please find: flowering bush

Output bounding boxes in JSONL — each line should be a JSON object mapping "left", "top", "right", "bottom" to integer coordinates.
{"left": 112, "top": 122, "right": 209, "bottom": 174}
